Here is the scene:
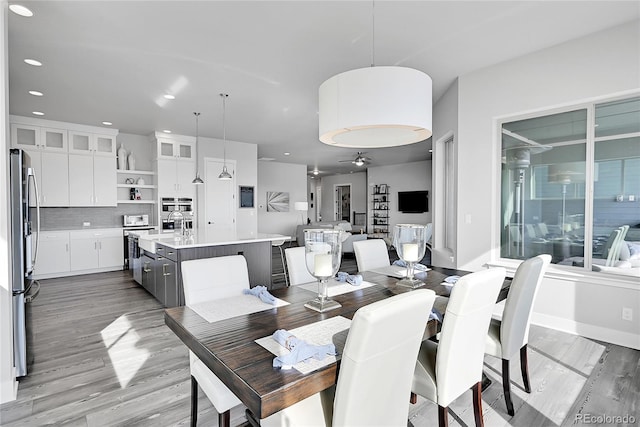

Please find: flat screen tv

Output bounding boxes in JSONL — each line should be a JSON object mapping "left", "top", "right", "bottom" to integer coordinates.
{"left": 398, "top": 191, "right": 428, "bottom": 213}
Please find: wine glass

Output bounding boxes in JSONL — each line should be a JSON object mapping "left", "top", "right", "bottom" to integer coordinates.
{"left": 303, "top": 229, "right": 343, "bottom": 312}
{"left": 394, "top": 224, "right": 428, "bottom": 288}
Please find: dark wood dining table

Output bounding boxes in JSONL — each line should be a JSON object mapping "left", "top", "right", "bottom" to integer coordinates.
{"left": 164, "top": 266, "right": 511, "bottom": 422}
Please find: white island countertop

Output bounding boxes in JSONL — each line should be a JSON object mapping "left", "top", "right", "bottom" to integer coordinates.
{"left": 133, "top": 229, "right": 290, "bottom": 253}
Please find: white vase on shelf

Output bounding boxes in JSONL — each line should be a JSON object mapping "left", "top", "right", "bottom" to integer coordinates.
{"left": 127, "top": 152, "right": 136, "bottom": 171}
{"left": 117, "top": 145, "right": 127, "bottom": 170}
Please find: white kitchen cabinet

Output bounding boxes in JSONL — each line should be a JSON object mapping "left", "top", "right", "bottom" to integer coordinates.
{"left": 35, "top": 231, "right": 70, "bottom": 276}
{"left": 25, "top": 149, "right": 70, "bottom": 207}
{"left": 69, "top": 154, "right": 117, "bottom": 206}
{"left": 69, "top": 131, "right": 116, "bottom": 156}
{"left": 69, "top": 229, "right": 123, "bottom": 272}
{"left": 11, "top": 124, "right": 67, "bottom": 152}
{"left": 157, "top": 158, "right": 195, "bottom": 198}
{"left": 98, "top": 235, "right": 124, "bottom": 268}
{"left": 93, "top": 155, "right": 117, "bottom": 205}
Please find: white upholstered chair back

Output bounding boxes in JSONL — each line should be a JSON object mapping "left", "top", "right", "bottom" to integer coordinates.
{"left": 500, "top": 254, "right": 550, "bottom": 358}
{"left": 180, "top": 255, "right": 246, "bottom": 424}
{"left": 353, "top": 239, "right": 390, "bottom": 272}
{"left": 181, "top": 255, "right": 250, "bottom": 305}
{"left": 333, "top": 289, "right": 436, "bottom": 426}
{"left": 285, "top": 246, "right": 316, "bottom": 286}
{"left": 435, "top": 268, "right": 506, "bottom": 407}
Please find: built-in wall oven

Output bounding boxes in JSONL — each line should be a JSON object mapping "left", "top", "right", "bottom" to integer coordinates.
{"left": 161, "top": 197, "right": 194, "bottom": 230}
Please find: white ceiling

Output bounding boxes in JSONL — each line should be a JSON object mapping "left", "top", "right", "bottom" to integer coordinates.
{"left": 8, "top": 1, "right": 639, "bottom": 176}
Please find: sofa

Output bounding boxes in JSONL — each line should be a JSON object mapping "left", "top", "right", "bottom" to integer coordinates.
{"left": 296, "top": 221, "right": 367, "bottom": 254}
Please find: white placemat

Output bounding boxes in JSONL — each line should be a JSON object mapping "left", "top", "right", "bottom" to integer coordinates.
{"left": 298, "top": 278, "right": 376, "bottom": 296}
{"left": 368, "top": 264, "right": 431, "bottom": 278}
{"left": 255, "top": 316, "right": 352, "bottom": 374}
{"left": 190, "top": 294, "right": 290, "bottom": 323}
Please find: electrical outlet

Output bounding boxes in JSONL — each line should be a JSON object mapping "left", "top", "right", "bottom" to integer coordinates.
{"left": 622, "top": 307, "right": 633, "bottom": 321}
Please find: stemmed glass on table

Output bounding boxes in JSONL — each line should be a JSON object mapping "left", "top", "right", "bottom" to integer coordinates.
{"left": 394, "top": 224, "right": 428, "bottom": 288}
{"left": 303, "top": 229, "right": 343, "bottom": 312}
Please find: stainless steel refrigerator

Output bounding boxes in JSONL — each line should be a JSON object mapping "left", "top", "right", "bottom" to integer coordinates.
{"left": 9, "top": 148, "right": 41, "bottom": 377}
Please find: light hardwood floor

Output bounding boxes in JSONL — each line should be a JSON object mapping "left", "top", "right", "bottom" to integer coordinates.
{"left": 1, "top": 252, "right": 638, "bottom": 426}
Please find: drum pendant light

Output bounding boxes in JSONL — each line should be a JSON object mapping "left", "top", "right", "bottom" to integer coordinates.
{"left": 318, "top": 2, "right": 432, "bottom": 148}
{"left": 192, "top": 112, "right": 204, "bottom": 184}
{"left": 218, "top": 93, "right": 233, "bottom": 181}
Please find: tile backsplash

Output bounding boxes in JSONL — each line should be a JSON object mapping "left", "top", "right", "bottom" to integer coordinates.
{"left": 39, "top": 206, "right": 155, "bottom": 230}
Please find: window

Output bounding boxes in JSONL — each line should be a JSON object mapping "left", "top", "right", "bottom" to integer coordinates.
{"left": 500, "top": 96, "right": 640, "bottom": 274}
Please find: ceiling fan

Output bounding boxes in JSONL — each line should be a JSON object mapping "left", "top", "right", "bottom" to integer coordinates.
{"left": 339, "top": 152, "right": 371, "bottom": 167}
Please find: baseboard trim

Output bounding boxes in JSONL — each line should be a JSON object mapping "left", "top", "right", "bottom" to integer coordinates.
{"left": 0, "top": 368, "right": 18, "bottom": 404}
{"left": 33, "top": 266, "right": 125, "bottom": 280}
{"left": 531, "top": 312, "right": 640, "bottom": 350}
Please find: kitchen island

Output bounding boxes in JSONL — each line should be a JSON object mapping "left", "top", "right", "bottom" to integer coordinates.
{"left": 130, "top": 230, "right": 290, "bottom": 307}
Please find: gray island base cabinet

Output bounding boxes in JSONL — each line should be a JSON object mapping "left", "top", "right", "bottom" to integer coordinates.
{"left": 135, "top": 232, "right": 287, "bottom": 307}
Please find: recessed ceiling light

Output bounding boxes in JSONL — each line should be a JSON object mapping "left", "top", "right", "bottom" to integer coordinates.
{"left": 28, "top": 90, "right": 43, "bottom": 96}
{"left": 313, "top": 170, "right": 319, "bottom": 176}
{"left": 102, "top": 121, "right": 113, "bottom": 126}
{"left": 32, "top": 111, "right": 44, "bottom": 116}
{"left": 284, "top": 152, "right": 290, "bottom": 156}
{"left": 9, "top": 4, "right": 33, "bottom": 17}
{"left": 163, "top": 94, "right": 175, "bottom": 100}
{"left": 24, "top": 58, "right": 42, "bottom": 66}
{"left": 163, "top": 129, "right": 172, "bottom": 134}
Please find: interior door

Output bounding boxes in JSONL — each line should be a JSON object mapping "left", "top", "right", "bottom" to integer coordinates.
{"left": 335, "top": 184, "right": 351, "bottom": 221}
{"left": 204, "top": 159, "right": 236, "bottom": 238}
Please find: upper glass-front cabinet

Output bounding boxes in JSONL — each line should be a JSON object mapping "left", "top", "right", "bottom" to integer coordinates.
{"left": 69, "top": 131, "right": 116, "bottom": 156}
{"left": 11, "top": 124, "right": 67, "bottom": 152}
{"left": 158, "top": 139, "right": 194, "bottom": 160}
{"left": 499, "top": 96, "right": 640, "bottom": 274}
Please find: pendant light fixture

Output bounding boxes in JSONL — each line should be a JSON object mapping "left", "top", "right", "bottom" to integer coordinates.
{"left": 218, "top": 93, "right": 233, "bottom": 181}
{"left": 318, "top": 1, "right": 432, "bottom": 148}
{"left": 192, "top": 112, "right": 204, "bottom": 184}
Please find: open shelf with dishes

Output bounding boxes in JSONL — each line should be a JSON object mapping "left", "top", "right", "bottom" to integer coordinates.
{"left": 116, "top": 169, "right": 156, "bottom": 204}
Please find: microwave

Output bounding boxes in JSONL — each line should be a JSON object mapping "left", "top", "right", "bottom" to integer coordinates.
{"left": 123, "top": 214, "right": 149, "bottom": 227}
{"left": 161, "top": 197, "right": 193, "bottom": 213}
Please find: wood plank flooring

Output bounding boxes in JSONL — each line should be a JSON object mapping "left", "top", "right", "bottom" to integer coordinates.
{"left": 1, "top": 248, "right": 638, "bottom": 426}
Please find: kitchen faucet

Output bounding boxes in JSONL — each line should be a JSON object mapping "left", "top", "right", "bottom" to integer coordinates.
{"left": 167, "top": 210, "right": 190, "bottom": 236}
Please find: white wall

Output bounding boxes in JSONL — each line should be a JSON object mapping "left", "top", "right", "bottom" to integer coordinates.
{"left": 116, "top": 133, "right": 153, "bottom": 172}
{"left": 257, "top": 161, "right": 307, "bottom": 237}
{"left": 431, "top": 80, "right": 459, "bottom": 268}
{"left": 367, "top": 161, "right": 432, "bottom": 234}
{"left": 455, "top": 21, "right": 640, "bottom": 348}
{"left": 0, "top": 0, "right": 17, "bottom": 403}
{"left": 318, "top": 172, "right": 367, "bottom": 227}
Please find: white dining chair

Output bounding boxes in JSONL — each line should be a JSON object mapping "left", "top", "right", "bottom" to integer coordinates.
{"left": 181, "top": 255, "right": 247, "bottom": 427}
{"left": 485, "top": 254, "right": 551, "bottom": 415}
{"left": 352, "top": 238, "right": 390, "bottom": 272}
{"left": 285, "top": 246, "right": 316, "bottom": 286}
{"left": 261, "top": 289, "right": 437, "bottom": 426}
{"left": 412, "top": 267, "right": 506, "bottom": 427}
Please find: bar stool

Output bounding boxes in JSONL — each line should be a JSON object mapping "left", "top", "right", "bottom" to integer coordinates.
{"left": 272, "top": 238, "right": 288, "bottom": 287}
